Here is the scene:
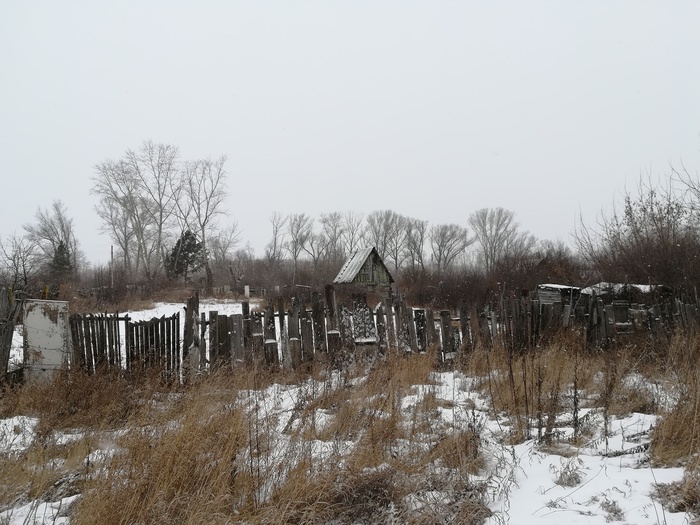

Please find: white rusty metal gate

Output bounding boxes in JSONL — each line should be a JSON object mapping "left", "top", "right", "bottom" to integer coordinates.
{"left": 23, "top": 300, "right": 71, "bottom": 381}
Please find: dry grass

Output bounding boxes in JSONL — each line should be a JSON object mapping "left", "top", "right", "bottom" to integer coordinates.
{"left": 652, "top": 333, "right": 700, "bottom": 466}
{"left": 72, "top": 375, "right": 250, "bottom": 525}
{"left": 9, "top": 326, "right": 700, "bottom": 523}
{"left": 0, "top": 368, "right": 175, "bottom": 436}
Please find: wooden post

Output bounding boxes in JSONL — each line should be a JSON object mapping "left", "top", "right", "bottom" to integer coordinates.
{"left": 339, "top": 305, "right": 353, "bottom": 350}
{"left": 231, "top": 314, "right": 244, "bottom": 369}
{"left": 375, "top": 304, "right": 388, "bottom": 354}
{"left": 264, "top": 304, "right": 279, "bottom": 367}
{"left": 251, "top": 312, "right": 264, "bottom": 365}
{"left": 459, "top": 301, "right": 471, "bottom": 352}
{"left": 425, "top": 309, "right": 438, "bottom": 350}
{"left": 393, "top": 296, "right": 408, "bottom": 352}
{"left": 312, "top": 291, "right": 327, "bottom": 362}
{"left": 300, "top": 299, "right": 314, "bottom": 364}
{"left": 405, "top": 305, "right": 418, "bottom": 353}
{"left": 439, "top": 310, "right": 453, "bottom": 359}
{"left": 325, "top": 284, "right": 339, "bottom": 332}
{"left": 278, "top": 297, "right": 288, "bottom": 368}
{"left": 414, "top": 309, "right": 427, "bottom": 353}
{"left": 200, "top": 312, "right": 207, "bottom": 371}
{"left": 382, "top": 296, "right": 397, "bottom": 353}
{"left": 209, "top": 310, "right": 219, "bottom": 368}
{"left": 288, "top": 299, "right": 301, "bottom": 369}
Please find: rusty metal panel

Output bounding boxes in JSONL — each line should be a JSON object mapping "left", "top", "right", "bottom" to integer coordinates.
{"left": 23, "top": 300, "right": 71, "bottom": 381}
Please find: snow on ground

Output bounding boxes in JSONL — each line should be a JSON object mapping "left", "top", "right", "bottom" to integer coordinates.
{"left": 0, "top": 496, "right": 77, "bottom": 525}
{"left": 125, "top": 298, "right": 250, "bottom": 323}
{"left": 9, "top": 324, "right": 22, "bottom": 372}
{"left": 0, "top": 300, "right": 693, "bottom": 524}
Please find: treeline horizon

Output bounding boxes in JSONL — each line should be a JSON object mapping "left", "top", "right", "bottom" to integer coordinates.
{"left": 3, "top": 140, "right": 700, "bottom": 308}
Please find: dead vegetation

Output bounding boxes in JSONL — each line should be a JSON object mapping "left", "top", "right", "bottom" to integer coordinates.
{"left": 4, "top": 327, "right": 700, "bottom": 523}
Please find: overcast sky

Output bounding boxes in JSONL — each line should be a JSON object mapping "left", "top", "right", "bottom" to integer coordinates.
{"left": 2, "top": 1, "right": 700, "bottom": 265}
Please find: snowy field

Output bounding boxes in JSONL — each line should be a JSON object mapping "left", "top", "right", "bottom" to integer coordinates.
{"left": 1, "top": 300, "right": 693, "bottom": 524}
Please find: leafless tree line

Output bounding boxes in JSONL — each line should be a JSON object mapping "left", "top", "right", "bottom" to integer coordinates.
{"left": 7, "top": 141, "right": 700, "bottom": 298}
{"left": 258, "top": 207, "right": 537, "bottom": 277}
{"left": 0, "top": 200, "right": 81, "bottom": 292}
{"left": 91, "top": 140, "right": 239, "bottom": 291}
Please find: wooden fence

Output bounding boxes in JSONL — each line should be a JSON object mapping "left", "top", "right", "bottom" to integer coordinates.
{"left": 70, "top": 312, "right": 180, "bottom": 379}
{"left": 66, "top": 285, "right": 700, "bottom": 380}
{"left": 70, "top": 313, "right": 126, "bottom": 372}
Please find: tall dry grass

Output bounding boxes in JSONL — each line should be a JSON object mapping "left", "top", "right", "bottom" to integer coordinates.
{"left": 67, "top": 350, "right": 491, "bottom": 524}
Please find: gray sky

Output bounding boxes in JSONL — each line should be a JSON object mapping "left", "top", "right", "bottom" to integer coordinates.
{"left": 2, "top": 1, "right": 700, "bottom": 265}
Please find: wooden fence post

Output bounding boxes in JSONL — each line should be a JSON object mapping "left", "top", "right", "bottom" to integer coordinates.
{"left": 439, "top": 310, "right": 454, "bottom": 360}
{"left": 414, "top": 309, "right": 427, "bottom": 353}
{"left": 231, "top": 314, "right": 244, "bottom": 369}
{"left": 264, "top": 304, "right": 279, "bottom": 367}
{"left": 288, "top": 299, "right": 302, "bottom": 369}
{"left": 312, "top": 292, "right": 327, "bottom": 363}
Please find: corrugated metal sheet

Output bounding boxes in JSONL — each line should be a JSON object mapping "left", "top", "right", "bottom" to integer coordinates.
{"left": 333, "top": 247, "right": 375, "bottom": 284}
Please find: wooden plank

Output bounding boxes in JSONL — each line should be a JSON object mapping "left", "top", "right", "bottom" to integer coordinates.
{"left": 300, "top": 299, "right": 314, "bottom": 363}
{"left": 219, "top": 314, "right": 232, "bottom": 368}
{"left": 264, "top": 305, "right": 279, "bottom": 367}
{"left": 311, "top": 291, "right": 327, "bottom": 357}
{"left": 405, "top": 306, "right": 418, "bottom": 353}
{"left": 459, "top": 300, "right": 470, "bottom": 352}
{"left": 115, "top": 314, "right": 122, "bottom": 369}
{"left": 209, "top": 310, "right": 219, "bottom": 368}
{"left": 231, "top": 314, "right": 244, "bottom": 368}
{"left": 439, "top": 310, "right": 453, "bottom": 358}
{"left": 375, "top": 304, "right": 387, "bottom": 354}
{"left": 85, "top": 316, "right": 95, "bottom": 373}
{"left": 278, "top": 297, "right": 288, "bottom": 368}
{"left": 251, "top": 311, "right": 264, "bottom": 365}
{"left": 414, "top": 309, "right": 427, "bottom": 353}
{"left": 393, "top": 295, "right": 409, "bottom": 352}
{"left": 69, "top": 315, "right": 84, "bottom": 370}
{"left": 200, "top": 312, "right": 208, "bottom": 371}
{"left": 382, "top": 296, "right": 397, "bottom": 353}
{"left": 425, "top": 309, "right": 438, "bottom": 349}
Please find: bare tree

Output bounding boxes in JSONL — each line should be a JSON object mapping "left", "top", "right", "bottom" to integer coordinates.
{"left": 209, "top": 223, "right": 241, "bottom": 268}
{"left": 340, "top": 211, "right": 365, "bottom": 255}
{"left": 0, "top": 234, "right": 39, "bottom": 290}
{"left": 365, "top": 210, "right": 407, "bottom": 271}
{"left": 429, "top": 223, "right": 472, "bottom": 274}
{"left": 24, "top": 200, "right": 80, "bottom": 275}
{"left": 178, "top": 156, "right": 228, "bottom": 292}
{"left": 286, "top": 213, "right": 313, "bottom": 284}
{"left": 303, "top": 231, "right": 329, "bottom": 269}
{"left": 94, "top": 189, "right": 135, "bottom": 273}
{"left": 127, "top": 141, "right": 181, "bottom": 279}
{"left": 93, "top": 141, "right": 181, "bottom": 281}
{"left": 468, "top": 208, "right": 524, "bottom": 275}
{"left": 575, "top": 176, "right": 697, "bottom": 287}
{"left": 264, "top": 213, "right": 288, "bottom": 267}
{"left": 320, "top": 212, "right": 346, "bottom": 264}
{"left": 404, "top": 218, "right": 428, "bottom": 271}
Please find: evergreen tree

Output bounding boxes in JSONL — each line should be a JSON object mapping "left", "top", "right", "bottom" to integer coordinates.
{"left": 49, "top": 240, "right": 73, "bottom": 282}
{"left": 166, "top": 231, "right": 205, "bottom": 282}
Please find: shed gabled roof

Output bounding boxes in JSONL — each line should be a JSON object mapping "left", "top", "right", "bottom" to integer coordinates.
{"left": 333, "top": 247, "right": 393, "bottom": 284}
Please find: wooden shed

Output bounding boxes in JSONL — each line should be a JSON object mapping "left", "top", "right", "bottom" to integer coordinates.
{"left": 333, "top": 247, "right": 394, "bottom": 288}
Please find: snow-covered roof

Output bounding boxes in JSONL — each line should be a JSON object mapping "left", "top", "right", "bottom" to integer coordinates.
{"left": 537, "top": 283, "right": 581, "bottom": 291}
{"left": 333, "top": 247, "right": 393, "bottom": 285}
{"left": 333, "top": 247, "right": 375, "bottom": 284}
{"left": 580, "top": 282, "right": 655, "bottom": 295}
